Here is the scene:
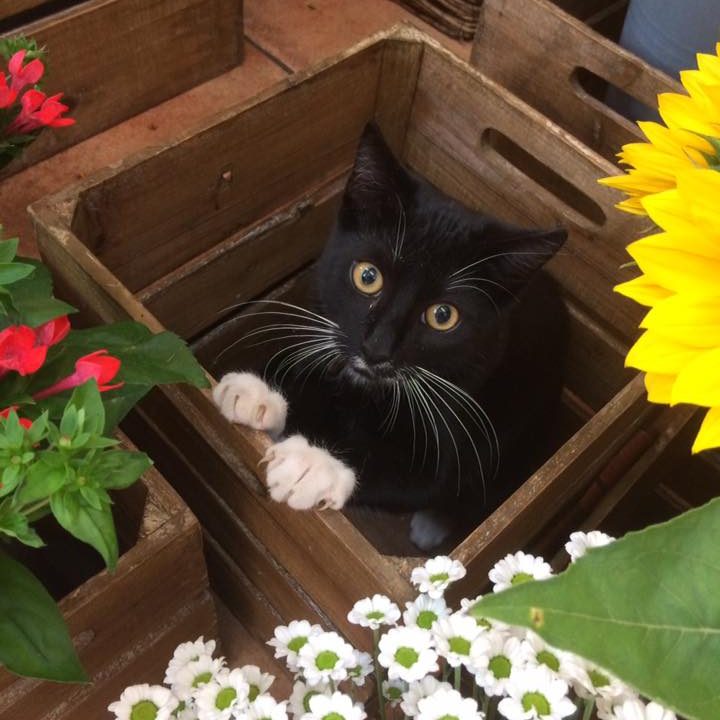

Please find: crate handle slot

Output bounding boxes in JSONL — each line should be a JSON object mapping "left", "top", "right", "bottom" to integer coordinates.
{"left": 479, "top": 128, "right": 607, "bottom": 227}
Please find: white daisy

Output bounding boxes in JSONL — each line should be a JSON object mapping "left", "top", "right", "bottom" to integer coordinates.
{"left": 165, "top": 637, "right": 217, "bottom": 685}
{"left": 565, "top": 531, "right": 615, "bottom": 563}
{"left": 288, "top": 680, "right": 332, "bottom": 718}
{"left": 347, "top": 650, "right": 374, "bottom": 686}
{"left": 608, "top": 699, "right": 677, "bottom": 720}
{"left": 196, "top": 668, "right": 250, "bottom": 720}
{"left": 566, "top": 658, "right": 629, "bottom": 702}
{"left": 498, "top": 666, "right": 576, "bottom": 720}
{"left": 404, "top": 595, "right": 450, "bottom": 631}
{"left": 416, "top": 687, "right": 482, "bottom": 720}
{"left": 268, "top": 621, "right": 323, "bottom": 672}
{"left": 472, "top": 628, "right": 534, "bottom": 696}
{"left": 297, "top": 631, "right": 356, "bottom": 686}
{"left": 108, "top": 684, "right": 179, "bottom": 720}
{"left": 172, "top": 656, "right": 226, "bottom": 702}
{"left": 239, "top": 665, "right": 275, "bottom": 702}
{"left": 382, "top": 678, "right": 409, "bottom": 707}
{"left": 176, "top": 703, "right": 200, "bottom": 720}
{"left": 347, "top": 594, "right": 401, "bottom": 630}
{"left": 432, "top": 613, "right": 489, "bottom": 669}
{"left": 596, "top": 689, "right": 642, "bottom": 720}
{"left": 401, "top": 677, "right": 453, "bottom": 718}
{"left": 239, "top": 695, "right": 288, "bottom": 720}
{"left": 411, "top": 556, "right": 466, "bottom": 599}
{"left": 301, "top": 691, "right": 366, "bottom": 720}
{"left": 378, "top": 626, "right": 439, "bottom": 682}
{"left": 525, "top": 632, "right": 577, "bottom": 684}
{"left": 489, "top": 552, "right": 552, "bottom": 593}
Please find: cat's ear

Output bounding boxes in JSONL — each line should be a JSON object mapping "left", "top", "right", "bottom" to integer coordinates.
{"left": 342, "top": 123, "right": 412, "bottom": 218}
{"left": 484, "top": 225, "right": 567, "bottom": 289}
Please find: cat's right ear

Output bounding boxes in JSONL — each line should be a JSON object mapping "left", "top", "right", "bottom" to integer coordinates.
{"left": 342, "top": 123, "right": 412, "bottom": 220}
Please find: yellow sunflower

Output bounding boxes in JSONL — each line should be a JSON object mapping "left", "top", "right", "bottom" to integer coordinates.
{"left": 617, "top": 169, "right": 720, "bottom": 453}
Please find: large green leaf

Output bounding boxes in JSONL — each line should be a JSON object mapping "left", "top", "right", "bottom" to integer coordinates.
{"left": 0, "top": 549, "right": 87, "bottom": 682}
{"left": 471, "top": 499, "right": 720, "bottom": 720}
{"left": 0, "top": 237, "right": 18, "bottom": 264}
{"left": 0, "top": 262, "right": 34, "bottom": 286}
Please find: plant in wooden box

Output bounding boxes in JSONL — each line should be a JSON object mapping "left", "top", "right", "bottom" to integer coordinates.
{"left": 109, "top": 522, "right": 695, "bottom": 720}
{"left": 0, "top": 36, "right": 74, "bottom": 169}
{"left": 0, "top": 233, "right": 209, "bottom": 683}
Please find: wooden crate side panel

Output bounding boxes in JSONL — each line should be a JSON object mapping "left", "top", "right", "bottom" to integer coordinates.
{"left": 0, "top": 0, "right": 242, "bottom": 174}
{"left": 406, "top": 48, "right": 649, "bottom": 341}
{"left": 471, "top": 0, "right": 679, "bottom": 158}
{"left": 71, "top": 45, "right": 384, "bottom": 292}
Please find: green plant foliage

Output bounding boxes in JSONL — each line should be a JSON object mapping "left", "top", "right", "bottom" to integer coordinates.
{"left": 0, "top": 549, "right": 87, "bottom": 682}
{"left": 471, "top": 499, "right": 720, "bottom": 720}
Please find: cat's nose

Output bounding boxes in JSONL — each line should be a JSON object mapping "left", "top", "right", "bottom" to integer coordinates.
{"left": 361, "top": 338, "right": 392, "bottom": 367}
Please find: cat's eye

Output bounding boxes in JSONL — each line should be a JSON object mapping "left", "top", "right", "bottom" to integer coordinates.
{"left": 424, "top": 303, "right": 460, "bottom": 331}
{"left": 352, "top": 261, "right": 384, "bottom": 295}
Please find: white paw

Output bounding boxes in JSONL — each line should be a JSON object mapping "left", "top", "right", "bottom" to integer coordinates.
{"left": 213, "top": 372, "right": 287, "bottom": 436}
{"left": 263, "top": 435, "right": 356, "bottom": 511}
{"left": 410, "top": 510, "right": 453, "bottom": 551}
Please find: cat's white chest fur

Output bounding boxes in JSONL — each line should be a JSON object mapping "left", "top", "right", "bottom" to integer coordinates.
{"left": 213, "top": 372, "right": 356, "bottom": 510}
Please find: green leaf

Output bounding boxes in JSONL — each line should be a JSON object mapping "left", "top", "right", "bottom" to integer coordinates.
{"left": 14, "top": 453, "right": 68, "bottom": 506}
{"left": 50, "top": 488, "right": 118, "bottom": 570}
{"left": 0, "top": 262, "right": 35, "bottom": 286}
{"left": 471, "top": 499, "right": 720, "bottom": 720}
{"left": 0, "top": 512, "right": 43, "bottom": 548}
{"left": 90, "top": 450, "right": 151, "bottom": 489}
{"left": 0, "top": 464, "right": 21, "bottom": 497}
{"left": 0, "top": 549, "right": 87, "bottom": 682}
{"left": 0, "top": 237, "right": 18, "bottom": 264}
{"left": 65, "top": 380, "right": 105, "bottom": 437}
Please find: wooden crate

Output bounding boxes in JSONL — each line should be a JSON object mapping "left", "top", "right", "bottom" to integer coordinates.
{"left": 471, "top": 0, "right": 679, "bottom": 161}
{"left": 29, "top": 25, "right": 711, "bottom": 647}
{"left": 0, "top": 0, "right": 243, "bottom": 175}
{"left": 0, "top": 434, "right": 216, "bottom": 720}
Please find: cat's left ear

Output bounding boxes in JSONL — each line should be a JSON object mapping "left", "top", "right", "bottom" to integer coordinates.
{"left": 486, "top": 225, "right": 567, "bottom": 289}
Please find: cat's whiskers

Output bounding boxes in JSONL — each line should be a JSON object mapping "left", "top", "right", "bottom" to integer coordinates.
{"left": 406, "top": 375, "right": 442, "bottom": 477}
{"left": 214, "top": 299, "right": 339, "bottom": 329}
{"left": 392, "top": 194, "right": 407, "bottom": 261}
{"left": 401, "top": 371, "right": 429, "bottom": 471}
{"left": 446, "top": 283, "right": 501, "bottom": 317}
{"left": 272, "top": 339, "right": 341, "bottom": 386}
{"left": 448, "top": 275, "right": 518, "bottom": 304}
{"left": 449, "top": 250, "right": 560, "bottom": 280}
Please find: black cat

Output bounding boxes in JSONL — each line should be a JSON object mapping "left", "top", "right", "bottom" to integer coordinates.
{"left": 213, "top": 123, "right": 568, "bottom": 550}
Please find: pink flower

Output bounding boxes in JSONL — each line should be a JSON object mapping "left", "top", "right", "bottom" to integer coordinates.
{"left": 0, "top": 72, "right": 17, "bottom": 109}
{"left": 6, "top": 89, "right": 74, "bottom": 135}
{"left": 0, "top": 406, "right": 32, "bottom": 429}
{"left": 7, "top": 50, "right": 44, "bottom": 93}
{"left": 0, "top": 325, "right": 47, "bottom": 377}
{"left": 34, "top": 350, "right": 123, "bottom": 400}
{"left": 34, "top": 315, "right": 70, "bottom": 347}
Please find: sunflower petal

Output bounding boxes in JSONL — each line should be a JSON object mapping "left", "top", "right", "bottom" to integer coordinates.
{"left": 671, "top": 348, "right": 720, "bottom": 406}
{"left": 692, "top": 406, "right": 720, "bottom": 453}
{"left": 640, "top": 295, "right": 720, "bottom": 347}
{"left": 625, "top": 331, "right": 701, "bottom": 374}
{"left": 614, "top": 276, "right": 673, "bottom": 307}
{"left": 644, "top": 372, "right": 676, "bottom": 403}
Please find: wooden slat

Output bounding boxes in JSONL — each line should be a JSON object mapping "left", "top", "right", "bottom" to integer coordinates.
{"left": 0, "top": 0, "right": 242, "bottom": 175}
{"left": 471, "top": 0, "right": 679, "bottom": 160}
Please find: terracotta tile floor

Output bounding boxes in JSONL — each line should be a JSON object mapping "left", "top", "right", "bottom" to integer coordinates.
{"left": 1, "top": 0, "right": 470, "bottom": 256}
{"left": 0, "top": 0, "right": 469, "bottom": 673}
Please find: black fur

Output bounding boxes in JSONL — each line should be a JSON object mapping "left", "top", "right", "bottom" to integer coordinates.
{"left": 263, "top": 124, "right": 568, "bottom": 539}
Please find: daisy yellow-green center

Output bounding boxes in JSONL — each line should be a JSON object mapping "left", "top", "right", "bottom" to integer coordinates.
{"left": 322, "top": 714, "right": 346, "bottom": 720}
{"left": 430, "top": 572, "right": 450, "bottom": 583}
{"left": 437, "top": 715, "right": 459, "bottom": 720}
{"left": 216, "top": 687, "right": 237, "bottom": 710}
{"left": 385, "top": 686, "right": 403, "bottom": 700}
{"left": 316, "top": 650, "right": 340, "bottom": 671}
{"left": 589, "top": 669, "right": 610, "bottom": 688}
{"left": 288, "top": 636, "right": 308, "bottom": 653}
{"left": 537, "top": 650, "right": 560, "bottom": 672}
{"left": 417, "top": 610, "right": 438, "bottom": 629}
{"left": 366, "top": 610, "right": 385, "bottom": 621}
{"left": 303, "top": 690, "right": 320, "bottom": 712}
{"left": 448, "top": 636, "right": 471, "bottom": 655}
{"left": 489, "top": 654, "right": 511, "bottom": 679}
{"left": 511, "top": 572, "right": 534, "bottom": 586}
{"left": 249, "top": 684, "right": 261, "bottom": 701}
{"left": 522, "top": 692, "right": 551, "bottom": 716}
{"left": 394, "top": 646, "right": 420, "bottom": 668}
{"left": 130, "top": 700, "right": 159, "bottom": 720}
{"left": 192, "top": 671, "right": 213, "bottom": 687}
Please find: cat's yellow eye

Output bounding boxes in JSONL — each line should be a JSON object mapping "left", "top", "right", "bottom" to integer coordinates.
{"left": 424, "top": 303, "right": 460, "bottom": 331}
{"left": 352, "top": 261, "right": 384, "bottom": 295}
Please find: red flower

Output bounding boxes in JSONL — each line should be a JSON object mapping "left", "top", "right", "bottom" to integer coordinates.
{"left": 0, "top": 406, "right": 32, "bottom": 429}
{"left": 33, "top": 350, "right": 123, "bottom": 400}
{"left": 0, "top": 325, "right": 47, "bottom": 377}
{"left": 7, "top": 50, "right": 44, "bottom": 93}
{"left": 6, "top": 89, "right": 74, "bottom": 135}
{"left": 0, "top": 73, "right": 17, "bottom": 109}
{"left": 34, "top": 315, "right": 70, "bottom": 347}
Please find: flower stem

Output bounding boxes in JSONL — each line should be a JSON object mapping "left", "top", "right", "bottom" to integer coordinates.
{"left": 486, "top": 696, "right": 498, "bottom": 720}
{"left": 582, "top": 698, "right": 595, "bottom": 720}
{"left": 21, "top": 497, "right": 49, "bottom": 517}
{"left": 372, "top": 628, "right": 387, "bottom": 720}
{"left": 454, "top": 665, "right": 461, "bottom": 691}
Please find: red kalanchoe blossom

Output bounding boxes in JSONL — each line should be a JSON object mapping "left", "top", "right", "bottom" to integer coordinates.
{"left": 0, "top": 325, "right": 47, "bottom": 377}
{"left": 33, "top": 349, "right": 123, "bottom": 400}
{"left": 0, "top": 73, "right": 17, "bottom": 109}
{"left": 0, "top": 406, "right": 32, "bottom": 429}
{"left": 34, "top": 315, "right": 70, "bottom": 347}
{"left": 7, "top": 89, "right": 74, "bottom": 135}
{"left": 7, "top": 50, "right": 44, "bottom": 93}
